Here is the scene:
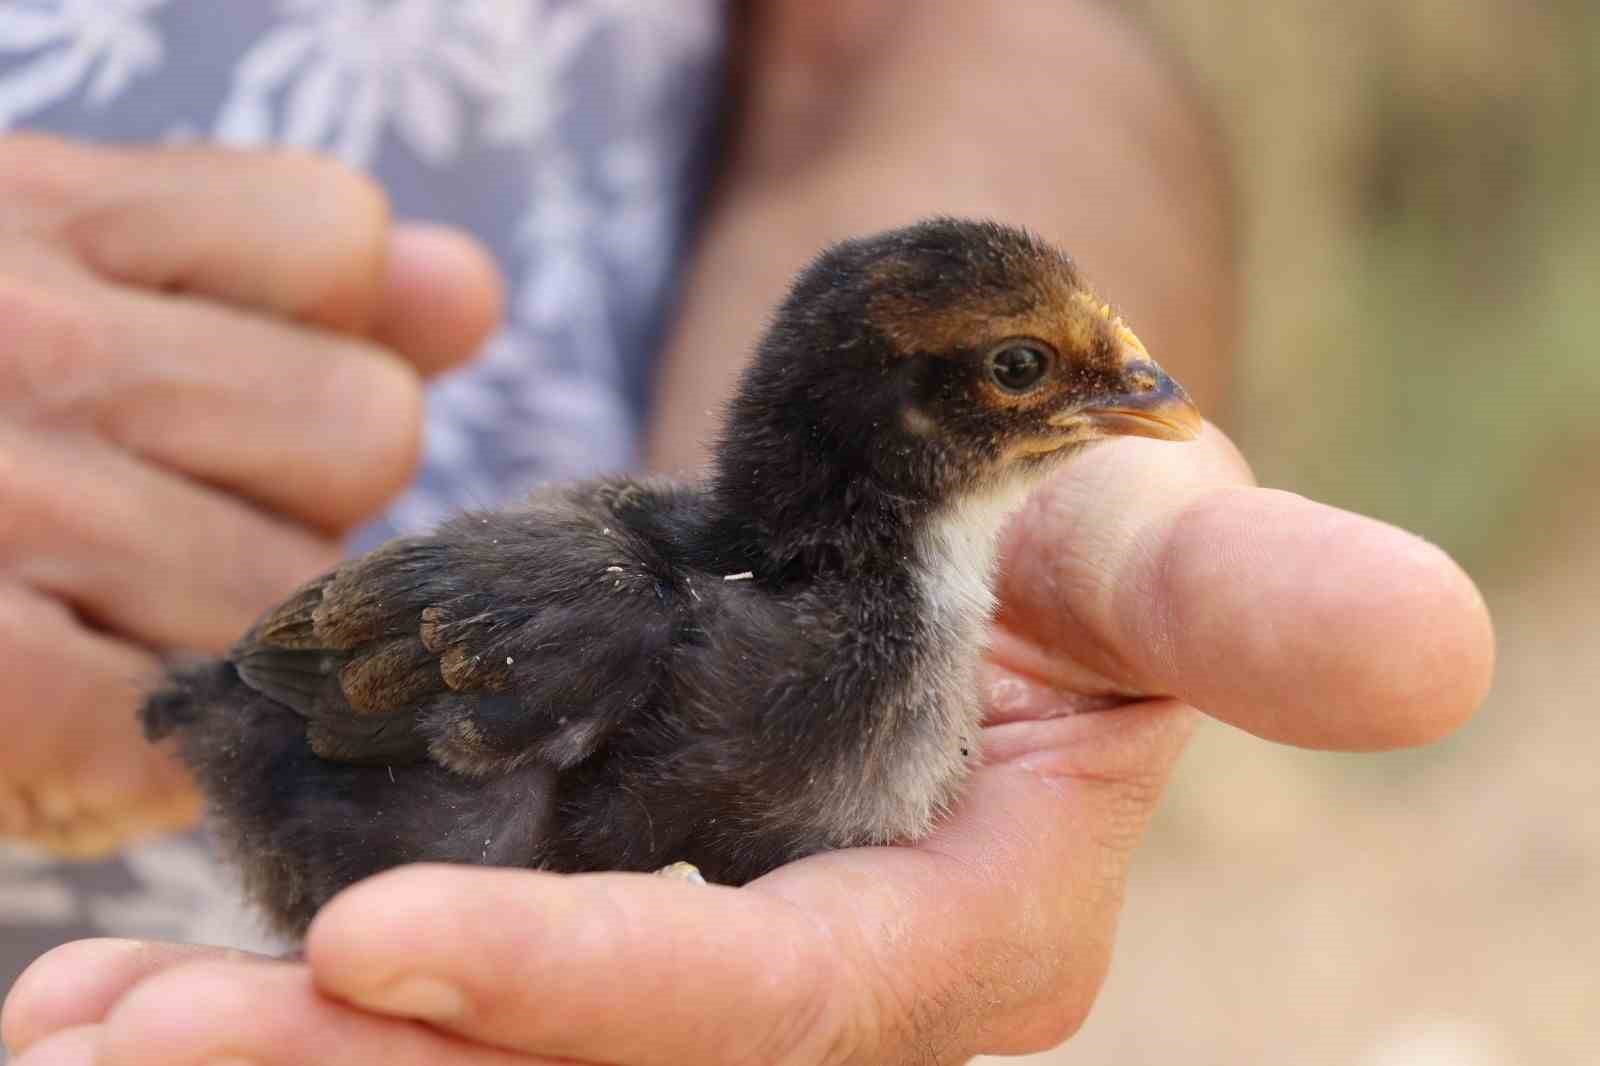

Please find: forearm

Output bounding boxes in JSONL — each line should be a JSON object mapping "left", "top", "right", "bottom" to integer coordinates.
{"left": 647, "top": 0, "right": 1235, "bottom": 471}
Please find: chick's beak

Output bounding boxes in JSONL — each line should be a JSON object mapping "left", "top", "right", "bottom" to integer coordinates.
{"left": 1052, "top": 337, "right": 1203, "bottom": 443}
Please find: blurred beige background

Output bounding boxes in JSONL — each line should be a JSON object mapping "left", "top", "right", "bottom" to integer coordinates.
{"left": 997, "top": 2, "right": 1599, "bottom": 1063}
{"left": 1, "top": 5, "right": 1592, "bottom": 1062}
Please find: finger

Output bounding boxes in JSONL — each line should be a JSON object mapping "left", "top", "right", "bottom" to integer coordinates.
{"left": 89, "top": 284, "right": 427, "bottom": 531}
{"left": 3, "top": 136, "right": 502, "bottom": 375}
{"left": 0, "top": 243, "right": 425, "bottom": 532}
{"left": 377, "top": 223, "right": 504, "bottom": 378}
{"left": 94, "top": 961, "right": 543, "bottom": 1066}
{"left": 0, "top": 586, "right": 198, "bottom": 854}
{"left": 995, "top": 425, "right": 1495, "bottom": 749}
{"left": 307, "top": 709, "right": 1197, "bottom": 1066}
{"left": 757, "top": 699, "right": 1199, "bottom": 1061}
{"left": 0, "top": 425, "right": 340, "bottom": 651}
{"left": 2, "top": 941, "right": 243, "bottom": 1054}
{"left": 10, "top": 1023, "right": 99, "bottom": 1066}
{"left": 306, "top": 865, "right": 849, "bottom": 1066}
{"left": 5, "top": 135, "right": 390, "bottom": 334}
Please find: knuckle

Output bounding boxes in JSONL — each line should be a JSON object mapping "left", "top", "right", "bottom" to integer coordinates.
{"left": 0, "top": 274, "right": 110, "bottom": 424}
{"left": 264, "top": 147, "right": 390, "bottom": 227}
{"left": 0, "top": 133, "right": 83, "bottom": 217}
{"left": 852, "top": 970, "right": 940, "bottom": 1066}
{"left": 745, "top": 936, "right": 864, "bottom": 1066}
{"left": 102, "top": 963, "right": 240, "bottom": 1058}
{"left": 0, "top": 581, "right": 71, "bottom": 641}
{"left": 0, "top": 429, "right": 125, "bottom": 590}
{"left": 0, "top": 433, "right": 23, "bottom": 552}
{"left": 0, "top": 428, "right": 52, "bottom": 559}
{"left": 807, "top": 990, "right": 884, "bottom": 1066}
{"left": 263, "top": 149, "right": 391, "bottom": 325}
{"left": 785, "top": 931, "right": 941, "bottom": 1066}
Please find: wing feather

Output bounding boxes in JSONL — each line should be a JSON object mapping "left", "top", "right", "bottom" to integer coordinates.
{"left": 226, "top": 480, "right": 694, "bottom": 776}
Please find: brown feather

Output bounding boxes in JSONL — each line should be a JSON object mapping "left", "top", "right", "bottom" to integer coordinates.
{"left": 250, "top": 580, "right": 328, "bottom": 650}
{"left": 338, "top": 638, "right": 440, "bottom": 714}
{"left": 438, "top": 643, "right": 509, "bottom": 692}
{"left": 311, "top": 539, "right": 429, "bottom": 649}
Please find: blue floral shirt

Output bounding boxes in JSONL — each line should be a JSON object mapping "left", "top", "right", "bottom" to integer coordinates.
{"left": 0, "top": 0, "right": 724, "bottom": 986}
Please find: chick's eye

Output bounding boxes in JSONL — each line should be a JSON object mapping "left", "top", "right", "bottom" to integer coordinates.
{"left": 987, "top": 344, "right": 1051, "bottom": 393}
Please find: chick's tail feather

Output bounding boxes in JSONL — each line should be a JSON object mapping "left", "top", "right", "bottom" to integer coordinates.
{"left": 141, "top": 659, "right": 236, "bottom": 740}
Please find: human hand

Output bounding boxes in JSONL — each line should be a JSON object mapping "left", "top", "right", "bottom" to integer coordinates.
{"left": 0, "top": 134, "right": 502, "bottom": 854}
{"left": 1, "top": 424, "right": 1493, "bottom": 1065}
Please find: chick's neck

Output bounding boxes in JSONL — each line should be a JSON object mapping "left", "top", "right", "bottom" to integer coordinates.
{"left": 706, "top": 433, "right": 928, "bottom": 578}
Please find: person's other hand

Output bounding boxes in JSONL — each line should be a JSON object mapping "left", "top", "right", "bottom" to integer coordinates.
{"left": 0, "top": 134, "right": 503, "bottom": 855}
{"left": 0, "top": 425, "right": 1493, "bottom": 1065}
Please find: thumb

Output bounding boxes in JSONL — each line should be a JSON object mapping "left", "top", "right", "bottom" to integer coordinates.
{"left": 996, "top": 425, "right": 1494, "bottom": 750}
{"left": 857, "top": 697, "right": 1198, "bottom": 1059}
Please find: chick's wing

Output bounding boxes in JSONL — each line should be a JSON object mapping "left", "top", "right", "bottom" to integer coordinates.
{"left": 230, "top": 482, "right": 687, "bottom": 776}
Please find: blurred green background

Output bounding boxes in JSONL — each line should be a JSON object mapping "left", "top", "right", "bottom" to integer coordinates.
{"left": 1001, "top": 3, "right": 1600, "bottom": 1064}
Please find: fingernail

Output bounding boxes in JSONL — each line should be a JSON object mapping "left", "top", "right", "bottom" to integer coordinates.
{"left": 352, "top": 976, "right": 466, "bottom": 1020}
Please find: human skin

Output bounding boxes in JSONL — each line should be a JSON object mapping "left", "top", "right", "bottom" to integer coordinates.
{"left": 0, "top": 3, "right": 1494, "bottom": 1063}
{"left": 0, "top": 428, "right": 1493, "bottom": 1066}
{"left": 0, "top": 136, "right": 504, "bottom": 853}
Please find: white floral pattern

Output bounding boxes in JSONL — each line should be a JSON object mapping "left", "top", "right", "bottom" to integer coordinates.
{"left": 0, "top": 0, "right": 723, "bottom": 979}
{"left": 476, "top": 0, "right": 593, "bottom": 148}
{"left": 0, "top": 0, "right": 170, "bottom": 125}
{"left": 215, "top": 0, "right": 529, "bottom": 166}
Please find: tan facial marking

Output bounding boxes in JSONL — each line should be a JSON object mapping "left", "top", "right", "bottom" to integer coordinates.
{"left": 871, "top": 278, "right": 1084, "bottom": 356}
{"left": 902, "top": 405, "right": 938, "bottom": 436}
{"left": 869, "top": 259, "right": 1127, "bottom": 372}
{"left": 1072, "top": 290, "right": 1148, "bottom": 361}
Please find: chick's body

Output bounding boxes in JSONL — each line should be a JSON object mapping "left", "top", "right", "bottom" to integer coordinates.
{"left": 145, "top": 219, "right": 1201, "bottom": 938}
{"left": 154, "top": 479, "right": 972, "bottom": 937}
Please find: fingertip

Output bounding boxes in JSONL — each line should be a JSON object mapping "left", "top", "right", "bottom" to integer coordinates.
{"left": 379, "top": 223, "right": 505, "bottom": 377}
{"left": 1155, "top": 489, "right": 1495, "bottom": 750}
{"left": 1264, "top": 495, "right": 1495, "bottom": 749}
{"left": 1340, "top": 525, "right": 1495, "bottom": 748}
{"left": 3, "top": 940, "right": 166, "bottom": 1054}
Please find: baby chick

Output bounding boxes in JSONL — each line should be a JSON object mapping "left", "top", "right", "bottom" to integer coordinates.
{"left": 144, "top": 219, "right": 1202, "bottom": 939}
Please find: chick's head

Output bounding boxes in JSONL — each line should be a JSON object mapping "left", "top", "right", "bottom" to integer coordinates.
{"left": 725, "top": 218, "right": 1201, "bottom": 516}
